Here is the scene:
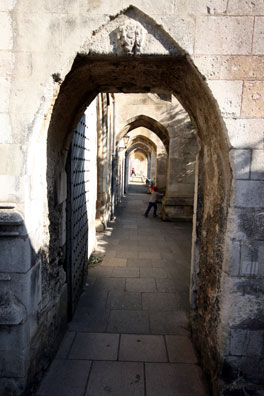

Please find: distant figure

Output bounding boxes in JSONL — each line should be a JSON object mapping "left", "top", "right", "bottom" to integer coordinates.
{"left": 144, "top": 186, "right": 159, "bottom": 217}
{"left": 131, "top": 167, "right": 136, "bottom": 176}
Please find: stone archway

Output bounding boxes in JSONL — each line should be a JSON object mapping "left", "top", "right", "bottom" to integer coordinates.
{"left": 127, "top": 137, "right": 157, "bottom": 182}
{"left": 117, "top": 118, "right": 169, "bottom": 199}
{"left": 117, "top": 114, "right": 170, "bottom": 153}
{"left": 45, "top": 6, "right": 231, "bottom": 393}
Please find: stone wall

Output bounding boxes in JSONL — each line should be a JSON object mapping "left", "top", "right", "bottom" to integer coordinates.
{"left": 0, "top": 1, "right": 264, "bottom": 395}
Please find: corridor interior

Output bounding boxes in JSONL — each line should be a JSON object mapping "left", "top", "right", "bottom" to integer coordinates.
{"left": 35, "top": 180, "right": 209, "bottom": 396}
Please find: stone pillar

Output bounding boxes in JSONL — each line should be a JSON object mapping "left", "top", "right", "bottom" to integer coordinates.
{"left": 96, "top": 94, "right": 113, "bottom": 230}
{"left": 150, "top": 151, "right": 156, "bottom": 182}
{"left": 162, "top": 131, "right": 198, "bottom": 221}
{"left": 156, "top": 150, "right": 167, "bottom": 193}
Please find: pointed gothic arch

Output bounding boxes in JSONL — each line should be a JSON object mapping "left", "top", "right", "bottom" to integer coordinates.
{"left": 117, "top": 114, "right": 169, "bottom": 152}
{"left": 45, "top": 6, "right": 232, "bottom": 391}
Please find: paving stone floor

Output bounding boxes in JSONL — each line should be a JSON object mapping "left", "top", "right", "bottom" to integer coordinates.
{"left": 36, "top": 183, "right": 210, "bottom": 396}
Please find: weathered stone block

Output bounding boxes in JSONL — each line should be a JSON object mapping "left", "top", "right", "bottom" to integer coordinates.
{"left": 36, "top": 359, "right": 91, "bottom": 396}
{"left": 155, "top": 16, "right": 195, "bottom": 54}
{"left": 253, "top": 17, "right": 264, "bottom": 55}
{"left": 13, "top": 0, "right": 79, "bottom": 13}
{"left": 241, "top": 243, "right": 259, "bottom": 276}
{"left": 207, "top": 80, "right": 243, "bottom": 117}
{"left": 241, "top": 81, "right": 264, "bottom": 118}
{"left": 228, "top": 0, "right": 264, "bottom": 15}
{"left": 0, "top": 236, "right": 32, "bottom": 273}
{"left": 195, "top": 16, "right": 254, "bottom": 55}
{"left": 0, "top": 51, "right": 14, "bottom": 77}
{"left": 11, "top": 261, "right": 42, "bottom": 315}
{"left": 0, "top": 377, "right": 25, "bottom": 396}
{"left": 0, "top": 175, "right": 23, "bottom": 202}
{"left": 228, "top": 207, "right": 264, "bottom": 241}
{"left": 0, "top": 76, "right": 10, "bottom": 112}
{"left": 240, "top": 242, "right": 262, "bottom": 277}
{"left": 194, "top": 55, "right": 264, "bottom": 81}
{"left": 0, "top": 1, "right": 17, "bottom": 11}
{"left": 227, "top": 278, "right": 264, "bottom": 328}
{"left": 0, "top": 12, "right": 13, "bottom": 50}
{"left": 61, "top": 16, "right": 83, "bottom": 54}
{"left": 122, "top": 0, "right": 174, "bottom": 15}
{"left": 225, "top": 118, "right": 264, "bottom": 149}
{"left": 0, "top": 283, "right": 27, "bottom": 325}
{"left": 79, "top": 15, "right": 109, "bottom": 47}
{"left": 167, "top": 182, "right": 194, "bottom": 197}
{"left": 230, "top": 329, "right": 248, "bottom": 356}
{"left": 251, "top": 149, "right": 264, "bottom": 180}
{"left": 224, "top": 239, "right": 241, "bottom": 277}
{"left": 0, "top": 144, "right": 24, "bottom": 175}
{"left": 175, "top": 0, "right": 228, "bottom": 15}
{"left": 119, "top": 334, "right": 167, "bottom": 362}
{"left": 233, "top": 356, "right": 264, "bottom": 384}
{"left": 79, "top": 0, "right": 123, "bottom": 14}
{"left": 16, "top": 14, "right": 62, "bottom": 53}
{"left": 13, "top": 51, "right": 33, "bottom": 78}
{"left": 0, "top": 320, "right": 30, "bottom": 353}
{"left": 0, "top": 348, "right": 27, "bottom": 378}
{"left": 0, "top": 211, "right": 23, "bottom": 226}
{"left": 247, "top": 330, "right": 264, "bottom": 356}
{"left": 234, "top": 180, "right": 264, "bottom": 207}
{"left": 0, "top": 113, "right": 12, "bottom": 143}
{"left": 230, "top": 149, "right": 250, "bottom": 180}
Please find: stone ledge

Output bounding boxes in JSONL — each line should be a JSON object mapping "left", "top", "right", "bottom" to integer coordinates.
{"left": 0, "top": 211, "right": 24, "bottom": 226}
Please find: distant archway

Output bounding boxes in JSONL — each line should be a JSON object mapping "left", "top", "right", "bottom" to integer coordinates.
{"left": 117, "top": 114, "right": 170, "bottom": 153}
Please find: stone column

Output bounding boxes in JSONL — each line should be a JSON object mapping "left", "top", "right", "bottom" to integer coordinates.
{"left": 162, "top": 131, "right": 198, "bottom": 221}
{"left": 156, "top": 149, "right": 167, "bottom": 192}
{"left": 150, "top": 151, "right": 156, "bottom": 182}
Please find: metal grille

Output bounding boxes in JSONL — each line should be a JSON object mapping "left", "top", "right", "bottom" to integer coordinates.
{"left": 66, "top": 115, "right": 90, "bottom": 317}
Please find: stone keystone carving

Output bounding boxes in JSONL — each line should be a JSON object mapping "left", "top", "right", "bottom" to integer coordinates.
{"left": 115, "top": 21, "right": 146, "bottom": 55}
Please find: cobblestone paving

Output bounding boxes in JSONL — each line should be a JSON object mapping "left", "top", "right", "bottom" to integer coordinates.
{"left": 36, "top": 183, "right": 209, "bottom": 396}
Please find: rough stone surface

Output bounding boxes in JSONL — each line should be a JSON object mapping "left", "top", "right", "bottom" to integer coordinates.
{"left": 195, "top": 16, "right": 254, "bottom": 55}
{"left": 241, "top": 81, "right": 264, "bottom": 118}
{"left": 194, "top": 55, "right": 264, "bottom": 81}
{"left": 225, "top": 118, "right": 264, "bottom": 149}
{"left": 145, "top": 363, "right": 207, "bottom": 396}
{"left": 234, "top": 180, "right": 264, "bottom": 207}
{"left": 119, "top": 334, "right": 167, "bottom": 362}
{"left": 228, "top": 0, "right": 264, "bottom": 15}
{"left": 175, "top": 0, "right": 228, "bottom": 14}
{"left": 253, "top": 17, "right": 264, "bottom": 55}
{"left": 207, "top": 80, "right": 243, "bottom": 117}
{"left": 36, "top": 359, "right": 91, "bottom": 396}
{"left": 230, "top": 149, "right": 250, "bottom": 180}
{"left": 85, "top": 361, "right": 144, "bottom": 396}
{"left": 0, "top": 12, "right": 13, "bottom": 50}
{"left": 155, "top": 15, "right": 195, "bottom": 54}
{"left": 69, "top": 333, "right": 119, "bottom": 360}
{"left": 251, "top": 149, "right": 264, "bottom": 180}
{"left": 166, "top": 335, "right": 198, "bottom": 363}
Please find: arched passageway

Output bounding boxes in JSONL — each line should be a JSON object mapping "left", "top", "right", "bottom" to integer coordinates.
{"left": 118, "top": 123, "right": 168, "bottom": 195}
{"left": 31, "top": 6, "right": 232, "bottom": 394}
{"left": 117, "top": 114, "right": 170, "bottom": 153}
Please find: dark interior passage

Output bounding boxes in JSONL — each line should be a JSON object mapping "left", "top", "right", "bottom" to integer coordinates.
{"left": 35, "top": 181, "right": 209, "bottom": 396}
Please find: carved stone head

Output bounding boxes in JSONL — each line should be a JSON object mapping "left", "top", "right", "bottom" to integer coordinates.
{"left": 116, "top": 21, "right": 146, "bottom": 55}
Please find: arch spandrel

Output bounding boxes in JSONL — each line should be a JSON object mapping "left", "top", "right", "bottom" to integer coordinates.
{"left": 81, "top": 6, "right": 184, "bottom": 57}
